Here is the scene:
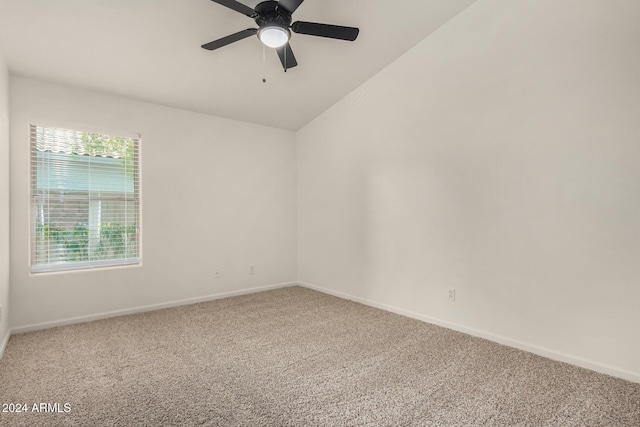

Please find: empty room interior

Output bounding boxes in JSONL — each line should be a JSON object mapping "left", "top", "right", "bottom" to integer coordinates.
{"left": 1, "top": 0, "right": 639, "bottom": 425}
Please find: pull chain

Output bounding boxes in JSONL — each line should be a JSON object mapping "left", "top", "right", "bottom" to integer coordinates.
{"left": 262, "top": 44, "right": 267, "bottom": 83}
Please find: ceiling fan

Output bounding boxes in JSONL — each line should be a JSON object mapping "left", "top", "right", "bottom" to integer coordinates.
{"left": 201, "top": 0, "right": 360, "bottom": 71}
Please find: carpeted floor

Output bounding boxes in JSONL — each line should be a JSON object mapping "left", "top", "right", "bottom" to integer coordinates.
{"left": 0, "top": 286, "right": 638, "bottom": 426}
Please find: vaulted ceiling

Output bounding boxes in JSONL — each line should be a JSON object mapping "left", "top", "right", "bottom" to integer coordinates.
{"left": 0, "top": 0, "right": 476, "bottom": 130}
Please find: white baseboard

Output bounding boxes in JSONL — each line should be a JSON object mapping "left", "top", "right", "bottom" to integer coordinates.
{"left": 7, "top": 280, "right": 639, "bottom": 384}
{"left": 298, "top": 281, "right": 640, "bottom": 384}
{"left": 10, "top": 281, "right": 296, "bottom": 335}
{"left": 0, "top": 329, "right": 10, "bottom": 359}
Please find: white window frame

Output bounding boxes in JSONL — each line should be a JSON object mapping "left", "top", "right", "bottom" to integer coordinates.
{"left": 29, "top": 124, "right": 142, "bottom": 274}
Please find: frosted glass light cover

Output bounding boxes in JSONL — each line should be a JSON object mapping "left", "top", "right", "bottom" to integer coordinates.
{"left": 259, "top": 27, "right": 289, "bottom": 48}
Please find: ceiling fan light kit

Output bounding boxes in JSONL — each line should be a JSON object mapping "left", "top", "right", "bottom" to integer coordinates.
{"left": 202, "top": 0, "right": 359, "bottom": 71}
{"left": 258, "top": 26, "right": 290, "bottom": 48}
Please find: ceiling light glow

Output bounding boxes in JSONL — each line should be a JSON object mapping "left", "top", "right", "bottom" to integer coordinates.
{"left": 259, "top": 26, "right": 289, "bottom": 48}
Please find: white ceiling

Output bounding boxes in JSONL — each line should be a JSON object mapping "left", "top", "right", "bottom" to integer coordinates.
{"left": 0, "top": 0, "right": 476, "bottom": 130}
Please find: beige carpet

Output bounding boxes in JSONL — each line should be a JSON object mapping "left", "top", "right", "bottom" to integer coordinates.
{"left": 0, "top": 286, "right": 638, "bottom": 426}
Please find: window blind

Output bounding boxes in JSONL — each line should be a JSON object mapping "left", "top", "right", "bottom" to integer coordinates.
{"left": 30, "top": 125, "right": 141, "bottom": 273}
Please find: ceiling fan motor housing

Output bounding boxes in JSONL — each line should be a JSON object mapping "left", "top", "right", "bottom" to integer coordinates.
{"left": 254, "top": 1, "right": 292, "bottom": 32}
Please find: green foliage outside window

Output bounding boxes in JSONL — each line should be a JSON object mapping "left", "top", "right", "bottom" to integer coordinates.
{"left": 35, "top": 223, "right": 137, "bottom": 263}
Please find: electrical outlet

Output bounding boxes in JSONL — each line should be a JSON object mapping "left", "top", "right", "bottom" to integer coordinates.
{"left": 249, "top": 265, "right": 255, "bottom": 275}
{"left": 448, "top": 289, "right": 456, "bottom": 302}
{"left": 214, "top": 269, "right": 221, "bottom": 279}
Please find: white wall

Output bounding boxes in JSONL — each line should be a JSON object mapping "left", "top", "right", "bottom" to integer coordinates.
{"left": 0, "top": 45, "right": 10, "bottom": 350}
{"left": 297, "top": 0, "right": 640, "bottom": 381}
{"left": 10, "top": 77, "right": 297, "bottom": 329}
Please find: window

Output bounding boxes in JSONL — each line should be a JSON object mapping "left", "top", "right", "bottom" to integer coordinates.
{"left": 30, "top": 125, "right": 140, "bottom": 273}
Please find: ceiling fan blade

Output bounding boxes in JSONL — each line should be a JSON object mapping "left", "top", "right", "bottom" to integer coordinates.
{"left": 292, "top": 21, "right": 359, "bottom": 41}
{"left": 201, "top": 28, "right": 257, "bottom": 51}
{"left": 278, "top": 0, "right": 304, "bottom": 14}
{"left": 276, "top": 43, "right": 298, "bottom": 70}
{"left": 210, "top": 0, "right": 257, "bottom": 18}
